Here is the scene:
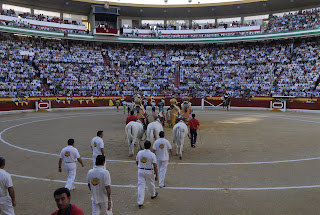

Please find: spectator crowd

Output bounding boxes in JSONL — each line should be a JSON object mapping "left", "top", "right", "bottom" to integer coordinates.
{"left": 124, "top": 8, "right": 320, "bottom": 38}
{"left": 0, "top": 9, "right": 89, "bottom": 34}
{"left": 2, "top": 7, "right": 320, "bottom": 37}
{"left": 0, "top": 33, "right": 320, "bottom": 99}
{"left": 265, "top": 8, "right": 320, "bottom": 33}
{"left": 0, "top": 9, "right": 83, "bottom": 25}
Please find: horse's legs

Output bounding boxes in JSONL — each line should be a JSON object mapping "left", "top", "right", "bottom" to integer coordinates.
{"left": 131, "top": 137, "right": 137, "bottom": 153}
{"left": 179, "top": 142, "right": 183, "bottom": 159}
{"left": 137, "top": 138, "right": 142, "bottom": 151}
{"left": 128, "top": 138, "right": 134, "bottom": 157}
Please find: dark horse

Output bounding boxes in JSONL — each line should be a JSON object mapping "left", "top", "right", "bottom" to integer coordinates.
{"left": 223, "top": 97, "right": 231, "bottom": 111}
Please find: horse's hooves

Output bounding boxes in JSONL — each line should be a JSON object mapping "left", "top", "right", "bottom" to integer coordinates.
{"left": 179, "top": 156, "right": 182, "bottom": 160}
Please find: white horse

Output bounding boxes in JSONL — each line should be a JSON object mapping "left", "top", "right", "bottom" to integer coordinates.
{"left": 125, "top": 121, "right": 145, "bottom": 157}
{"left": 147, "top": 119, "right": 164, "bottom": 143}
{"left": 173, "top": 120, "right": 188, "bottom": 159}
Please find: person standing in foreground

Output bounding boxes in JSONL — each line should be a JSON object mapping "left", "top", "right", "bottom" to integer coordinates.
{"left": 152, "top": 131, "right": 172, "bottom": 188}
{"left": 87, "top": 155, "right": 112, "bottom": 215}
{"left": 58, "top": 139, "right": 84, "bottom": 191}
{"left": 187, "top": 113, "right": 200, "bottom": 148}
{"left": 0, "top": 157, "right": 16, "bottom": 215}
{"left": 51, "top": 187, "right": 84, "bottom": 215}
{"left": 136, "top": 141, "right": 158, "bottom": 209}
{"left": 91, "top": 131, "right": 105, "bottom": 168}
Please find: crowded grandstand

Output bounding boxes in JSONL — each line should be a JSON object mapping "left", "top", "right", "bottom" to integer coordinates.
{"left": 0, "top": 34, "right": 319, "bottom": 99}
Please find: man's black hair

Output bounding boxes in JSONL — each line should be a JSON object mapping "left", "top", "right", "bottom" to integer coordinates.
{"left": 68, "top": 139, "right": 74, "bottom": 145}
{"left": 192, "top": 114, "right": 195, "bottom": 118}
{"left": 159, "top": 131, "right": 165, "bottom": 138}
{"left": 130, "top": 110, "right": 135, "bottom": 115}
{"left": 97, "top": 130, "right": 103, "bottom": 137}
{"left": 54, "top": 187, "right": 70, "bottom": 198}
{"left": 0, "top": 157, "right": 5, "bottom": 167}
{"left": 96, "top": 155, "right": 106, "bottom": 166}
{"left": 144, "top": 140, "right": 151, "bottom": 149}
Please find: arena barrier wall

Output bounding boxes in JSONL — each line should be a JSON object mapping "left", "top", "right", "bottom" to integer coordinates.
{"left": 0, "top": 96, "right": 319, "bottom": 112}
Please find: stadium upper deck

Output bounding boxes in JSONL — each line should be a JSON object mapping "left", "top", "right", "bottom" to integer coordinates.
{"left": 0, "top": 0, "right": 319, "bottom": 43}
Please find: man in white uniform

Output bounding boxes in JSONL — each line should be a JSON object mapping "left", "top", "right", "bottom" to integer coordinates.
{"left": 136, "top": 141, "right": 158, "bottom": 209}
{"left": 58, "top": 139, "right": 84, "bottom": 191}
{"left": 153, "top": 131, "right": 172, "bottom": 188}
{"left": 87, "top": 155, "right": 112, "bottom": 215}
{"left": 0, "top": 157, "right": 16, "bottom": 215}
{"left": 91, "top": 131, "right": 105, "bottom": 168}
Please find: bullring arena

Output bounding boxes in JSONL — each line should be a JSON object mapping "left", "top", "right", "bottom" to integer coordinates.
{"left": 2, "top": 107, "right": 320, "bottom": 214}
{"left": 3, "top": 0, "right": 320, "bottom": 214}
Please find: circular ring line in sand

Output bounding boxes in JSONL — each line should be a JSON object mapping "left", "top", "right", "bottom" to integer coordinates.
{"left": 10, "top": 173, "right": 320, "bottom": 191}
{"left": 1, "top": 112, "right": 320, "bottom": 165}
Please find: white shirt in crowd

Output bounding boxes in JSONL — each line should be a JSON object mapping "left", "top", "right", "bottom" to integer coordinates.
{"left": 153, "top": 138, "right": 172, "bottom": 161}
{"left": 87, "top": 166, "right": 111, "bottom": 204}
{"left": 59, "top": 145, "right": 80, "bottom": 163}
{"left": 0, "top": 169, "right": 13, "bottom": 197}
{"left": 136, "top": 149, "right": 157, "bottom": 169}
{"left": 91, "top": 136, "right": 104, "bottom": 156}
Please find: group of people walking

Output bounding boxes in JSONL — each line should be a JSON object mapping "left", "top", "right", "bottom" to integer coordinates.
{"left": 0, "top": 109, "right": 199, "bottom": 215}
{"left": 136, "top": 131, "right": 173, "bottom": 208}
{"left": 56, "top": 128, "right": 179, "bottom": 213}
{"left": 55, "top": 130, "right": 112, "bottom": 215}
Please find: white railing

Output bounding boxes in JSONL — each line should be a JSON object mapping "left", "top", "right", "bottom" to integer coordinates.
{"left": 0, "top": 15, "right": 86, "bottom": 31}
{"left": 123, "top": 26, "right": 260, "bottom": 36}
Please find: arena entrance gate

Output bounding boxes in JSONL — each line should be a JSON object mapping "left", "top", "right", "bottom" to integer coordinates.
{"left": 201, "top": 98, "right": 224, "bottom": 109}
{"left": 270, "top": 96, "right": 295, "bottom": 112}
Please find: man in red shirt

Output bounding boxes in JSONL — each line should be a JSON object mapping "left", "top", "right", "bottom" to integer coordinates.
{"left": 51, "top": 187, "right": 84, "bottom": 215}
{"left": 126, "top": 110, "right": 137, "bottom": 124}
{"left": 188, "top": 113, "right": 200, "bottom": 148}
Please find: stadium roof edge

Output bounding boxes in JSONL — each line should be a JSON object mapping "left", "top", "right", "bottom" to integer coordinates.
{"left": 73, "top": 0, "right": 266, "bottom": 8}
{"left": 3, "top": 0, "right": 320, "bottom": 20}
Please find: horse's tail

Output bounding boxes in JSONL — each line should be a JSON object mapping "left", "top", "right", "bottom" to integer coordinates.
{"left": 147, "top": 126, "right": 154, "bottom": 141}
{"left": 126, "top": 124, "right": 134, "bottom": 140}
{"left": 175, "top": 127, "right": 181, "bottom": 146}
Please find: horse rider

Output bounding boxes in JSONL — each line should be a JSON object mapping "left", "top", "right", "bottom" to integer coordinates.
{"left": 223, "top": 93, "right": 229, "bottom": 101}
{"left": 181, "top": 94, "right": 192, "bottom": 114}
{"left": 169, "top": 95, "right": 180, "bottom": 113}
{"left": 158, "top": 98, "right": 165, "bottom": 112}
{"left": 151, "top": 98, "right": 156, "bottom": 116}
{"left": 182, "top": 94, "right": 191, "bottom": 106}
{"left": 143, "top": 97, "right": 148, "bottom": 112}
{"left": 134, "top": 94, "right": 144, "bottom": 113}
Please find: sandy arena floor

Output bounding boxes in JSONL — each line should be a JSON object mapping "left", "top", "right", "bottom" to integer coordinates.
{"left": 1, "top": 109, "right": 320, "bottom": 215}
